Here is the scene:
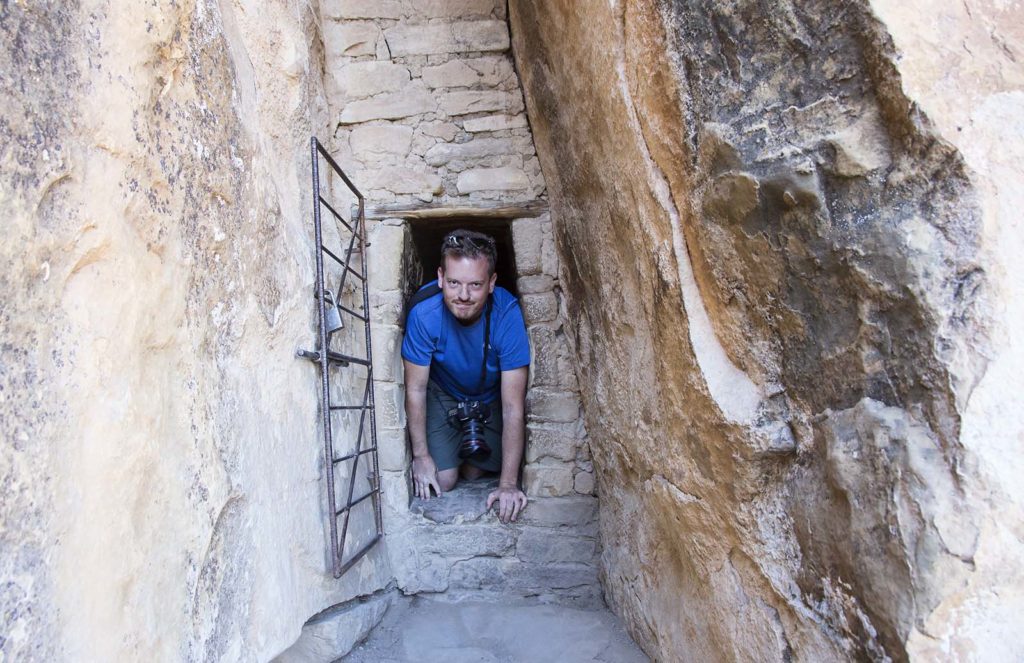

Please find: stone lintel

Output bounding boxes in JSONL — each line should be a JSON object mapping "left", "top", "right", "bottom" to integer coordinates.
{"left": 361, "top": 199, "right": 548, "bottom": 220}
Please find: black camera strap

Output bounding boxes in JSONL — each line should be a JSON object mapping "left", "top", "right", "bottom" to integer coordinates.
{"left": 401, "top": 281, "right": 442, "bottom": 327}
{"left": 476, "top": 295, "right": 493, "bottom": 396}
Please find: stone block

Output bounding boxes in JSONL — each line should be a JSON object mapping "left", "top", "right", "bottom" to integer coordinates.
{"left": 447, "top": 557, "right": 600, "bottom": 603}
{"left": 370, "top": 324, "right": 404, "bottom": 383}
{"left": 370, "top": 290, "right": 404, "bottom": 326}
{"left": 464, "top": 113, "right": 528, "bottom": 132}
{"left": 528, "top": 160, "right": 547, "bottom": 196}
{"left": 361, "top": 166, "right": 442, "bottom": 196}
{"left": 519, "top": 495, "right": 598, "bottom": 528}
{"left": 576, "top": 441, "right": 591, "bottom": 462}
{"left": 350, "top": 124, "right": 413, "bottom": 158}
{"left": 274, "top": 591, "right": 393, "bottom": 662}
{"left": 421, "top": 56, "right": 514, "bottom": 89}
{"left": 379, "top": 470, "right": 411, "bottom": 525}
{"left": 525, "top": 422, "right": 581, "bottom": 463}
{"left": 528, "top": 325, "right": 579, "bottom": 391}
{"left": 574, "top": 470, "right": 595, "bottom": 495}
{"left": 367, "top": 222, "right": 407, "bottom": 289}
{"left": 385, "top": 21, "right": 508, "bottom": 57}
{"left": 408, "top": 524, "right": 516, "bottom": 557}
{"left": 523, "top": 463, "right": 576, "bottom": 497}
{"left": 440, "top": 90, "right": 523, "bottom": 116}
{"left": 421, "top": 60, "right": 482, "bottom": 89}
{"left": 323, "top": 0, "right": 405, "bottom": 19}
{"left": 520, "top": 292, "right": 558, "bottom": 324}
{"left": 456, "top": 166, "right": 530, "bottom": 193}
{"left": 512, "top": 217, "right": 543, "bottom": 275}
{"left": 424, "top": 137, "right": 518, "bottom": 167}
{"left": 375, "top": 427, "right": 409, "bottom": 472}
{"left": 396, "top": 554, "right": 451, "bottom": 594}
{"left": 332, "top": 62, "right": 411, "bottom": 99}
{"left": 504, "top": 560, "right": 599, "bottom": 593}
{"left": 526, "top": 389, "right": 580, "bottom": 423}
{"left": 516, "top": 527, "right": 596, "bottom": 564}
{"left": 517, "top": 274, "right": 553, "bottom": 294}
{"left": 417, "top": 121, "right": 459, "bottom": 142}
{"left": 541, "top": 233, "right": 559, "bottom": 276}
{"left": 324, "top": 20, "right": 380, "bottom": 59}
{"left": 448, "top": 556, "right": 508, "bottom": 592}
{"left": 410, "top": 132, "right": 436, "bottom": 157}
{"left": 339, "top": 89, "right": 436, "bottom": 124}
{"left": 374, "top": 382, "right": 406, "bottom": 429}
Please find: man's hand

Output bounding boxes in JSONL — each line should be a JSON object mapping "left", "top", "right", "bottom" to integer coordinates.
{"left": 412, "top": 455, "right": 442, "bottom": 500}
{"left": 486, "top": 485, "right": 527, "bottom": 523}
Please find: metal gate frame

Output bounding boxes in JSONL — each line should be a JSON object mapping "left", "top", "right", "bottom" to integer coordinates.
{"left": 299, "top": 137, "right": 383, "bottom": 578}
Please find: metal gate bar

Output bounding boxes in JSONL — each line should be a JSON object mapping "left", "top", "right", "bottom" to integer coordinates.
{"left": 301, "top": 136, "right": 383, "bottom": 578}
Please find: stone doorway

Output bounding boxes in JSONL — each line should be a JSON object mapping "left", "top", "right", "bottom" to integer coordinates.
{"left": 363, "top": 209, "right": 602, "bottom": 605}
{"left": 270, "top": 207, "right": 646, "bottom": 660}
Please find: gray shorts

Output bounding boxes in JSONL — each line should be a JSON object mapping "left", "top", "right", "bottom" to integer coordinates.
{"left": 425, "top": 380, "right": 503, "bottom": 473}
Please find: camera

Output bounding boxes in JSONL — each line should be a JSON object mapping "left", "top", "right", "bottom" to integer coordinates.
{"left": 446, "top": 400, "right": 492, "bottom": 461}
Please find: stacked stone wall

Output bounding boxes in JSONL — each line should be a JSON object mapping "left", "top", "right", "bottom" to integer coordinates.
{"left": 323, "top": 0, "right": 545, "bottom": 204}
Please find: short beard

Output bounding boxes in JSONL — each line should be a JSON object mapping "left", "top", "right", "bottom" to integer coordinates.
{"left": 448, "top": 300, "right": 482, "bottom": 324}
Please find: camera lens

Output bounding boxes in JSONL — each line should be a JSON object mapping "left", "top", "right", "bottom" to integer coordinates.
{"left": 457, "top": 418, "right": 491, "bottom": 460}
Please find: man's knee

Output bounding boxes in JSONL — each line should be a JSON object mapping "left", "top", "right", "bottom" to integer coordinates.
{"left": 437, "top": 468, "right": 459, "bottom": 492}
{"left": 460, "top": 464, "right": 485, "bottom": 480}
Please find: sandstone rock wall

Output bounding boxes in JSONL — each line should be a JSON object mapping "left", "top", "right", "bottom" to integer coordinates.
{"left": 510, "top": 0, "right": 1024, "bottom": 660}
{"left": 1, "top": 1, "right": 393, "bottom": 660}
{"left": 322, "top": 0, "right": 544, "bottom": 204}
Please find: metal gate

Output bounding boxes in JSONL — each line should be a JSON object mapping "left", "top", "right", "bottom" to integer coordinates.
{"left": 298, "top": 137, "right": 383, "bottom": 578}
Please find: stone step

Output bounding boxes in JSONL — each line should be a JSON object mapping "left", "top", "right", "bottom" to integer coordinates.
{"left": 395, "top": 478, "right": 603, "bottom": 608}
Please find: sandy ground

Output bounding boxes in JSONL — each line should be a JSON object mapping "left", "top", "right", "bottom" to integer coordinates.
{"left": 342, "top": 595, "right": 648, "bottom": 663}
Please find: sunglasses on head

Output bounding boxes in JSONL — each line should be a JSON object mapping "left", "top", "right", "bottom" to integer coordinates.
{"left": 444, "top": 233, "right": 495, "bottom": 251}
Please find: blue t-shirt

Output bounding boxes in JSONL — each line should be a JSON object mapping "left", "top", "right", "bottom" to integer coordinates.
{"left": 401, "top": 283, "right": 530, "bottom": 403}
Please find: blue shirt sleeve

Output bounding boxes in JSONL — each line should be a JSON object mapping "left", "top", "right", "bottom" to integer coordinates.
{"left": 494, "top": 299, "right": 531, "bottom": 370}
{"left": 401, "top": 304, "right": 434, "bottom": 366}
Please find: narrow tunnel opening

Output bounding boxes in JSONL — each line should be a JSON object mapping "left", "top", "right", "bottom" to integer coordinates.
{"left": 405, "top": 217, "right": 518, "bottom": 296}
{"left": 401, "top": 215, "right": 523, "bottom": 508}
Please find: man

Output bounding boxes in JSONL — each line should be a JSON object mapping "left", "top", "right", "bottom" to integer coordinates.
{"left": 401, "top": 229, "right": 530, "bottom": 523}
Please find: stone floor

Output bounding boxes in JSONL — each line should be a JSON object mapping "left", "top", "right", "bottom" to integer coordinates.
{"left": 342, "top": 595, "right": 648, "bottom": 663}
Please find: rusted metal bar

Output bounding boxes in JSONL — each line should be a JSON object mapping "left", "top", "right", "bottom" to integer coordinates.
{"left": 338, "top": 303, "right": 367, "bottom": 322}
{"left": 306, "top": 136, "right": 383, "bottom": 579}
{"left": 335, "top": 534, "right": 382, "bottom": 577}
{"left": 334, "top": 487, "right": 379, "bottom": 516}
{"left": 357, "top": 194, "right": 385, "bottom": 538}
{"left": 318, "top": 194, "right": 355, "bottom": 233}
{"left": 310, "top": 137, "right": 341, "bottom": 577}
{"left": 336, "top": 378, "right": 370, "bottom": 562}
{"left": 320, "top": 245, "right": 366, "bottom": 281}
{"left": 332, "top": 446, "right": 378, "bottom": 464}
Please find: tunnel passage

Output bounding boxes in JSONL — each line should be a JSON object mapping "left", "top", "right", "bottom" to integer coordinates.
{"left": 406, "top": 217, "right": 519, "bottom": 297}
{"left": 363, "top": 210, "right": 602, "bottom": 606}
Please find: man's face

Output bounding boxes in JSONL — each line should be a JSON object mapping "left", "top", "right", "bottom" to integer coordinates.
{"left": 438, "top": 255, "right": 496, "bottom": 324}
